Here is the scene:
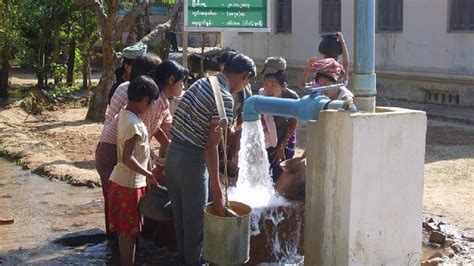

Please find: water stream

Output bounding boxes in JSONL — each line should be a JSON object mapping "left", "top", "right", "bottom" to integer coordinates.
{"left": 0, "top": 158, "right": 177, "bottom": 265}
{"left": 229, "top": 120, "right": 303, "bottom": 263}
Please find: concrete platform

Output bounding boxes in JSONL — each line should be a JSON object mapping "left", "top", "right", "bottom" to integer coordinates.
{"left": 305, "top": 107, "right": 427, "bottom": 265}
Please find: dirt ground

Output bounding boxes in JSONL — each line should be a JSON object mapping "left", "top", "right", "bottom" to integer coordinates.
{"left": 8, "top": 68, "right": 101, "bottom": 86}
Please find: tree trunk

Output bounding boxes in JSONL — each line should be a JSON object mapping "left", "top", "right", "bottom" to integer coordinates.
{"left": 86, "top": 1, "right": 118, "bottom": 122}
{"left": 85, "top": 42, "right": 115, "bottom": 121}
{"left": 66, "top": 40, "right": 76, "bottom": 85}
{"left": 0, "top": 42, "right": 11, "bottom": 99}
{"left": 85, "top": 0, "right": 182, "bottom": 121}
{"left": 1, "top": 0, "right": 11, "bottom": 99}
{"left": 52, "top": 15, "right": 61, "bottom": 85}
{"left": 37, "top": 31, "right": 46, "bottom": 89}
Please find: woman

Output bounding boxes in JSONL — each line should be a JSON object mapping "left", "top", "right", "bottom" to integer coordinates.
{"left": 260, "top": 57, "right": 299, "bottom": 182}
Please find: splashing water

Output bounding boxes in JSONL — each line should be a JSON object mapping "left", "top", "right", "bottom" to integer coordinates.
{"left": 228, "top": 120, "right": 303, "bottom": 263}
{"left": 228, "top": 120, "right": 286, "bottom": 208}
{"left": 228, "top": 120, "right": 288, "bottom": 235}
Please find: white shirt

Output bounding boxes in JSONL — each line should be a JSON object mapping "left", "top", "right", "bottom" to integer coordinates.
{"left": 337, "top": 86, "right": 354, "bottom": 101}
{"left": 110, "top": 109, "right": 150, "bottom": 188}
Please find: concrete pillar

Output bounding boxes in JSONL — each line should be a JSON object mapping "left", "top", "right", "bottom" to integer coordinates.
{"left": 304, "top": 108, "right": 427, "bottom": 265}
{"left": 353, "top": 0, "right": 376, "bottom": 112}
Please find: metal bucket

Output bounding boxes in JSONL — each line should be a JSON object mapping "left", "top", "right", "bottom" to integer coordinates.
{"left": 203, "top": 201, "right": 251, "bottom": 265}
{"left": 138, "top": 185, "right": 172, "bottom": 222}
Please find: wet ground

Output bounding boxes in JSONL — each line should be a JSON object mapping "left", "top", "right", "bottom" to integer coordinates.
{"left": 0, "top": 158, "right": 178, "bottom": 265}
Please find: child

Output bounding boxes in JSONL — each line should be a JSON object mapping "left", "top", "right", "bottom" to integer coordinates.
{"left": 299, "top": 32, "right": 350, "bottom": 87}
{"left": 96, "top": 53, "right": 166, "bottom": 239}
{"left": 259, "top": 57, "right": 299, "bottom": 182}
{"left": 313, "top": 58, "right": 354, "bottom": 101}
{"left": 108, "top": 75, "right": 159, "bottom": 265}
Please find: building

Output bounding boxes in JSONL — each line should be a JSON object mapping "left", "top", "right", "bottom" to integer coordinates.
{"left": 221, "top": 0, "right": 474, "bottom": 107}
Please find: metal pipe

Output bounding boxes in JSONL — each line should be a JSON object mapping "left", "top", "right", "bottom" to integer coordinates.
{"left": 353, "top": 0, "right": 377, "bottom": 112}
{"left": 305, "top": 83, "right": 345, "bottom": 95}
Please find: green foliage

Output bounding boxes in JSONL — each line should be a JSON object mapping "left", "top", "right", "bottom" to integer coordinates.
{"left": 73, "top": 47, "right": 84, "bottom": 78}
{"left": 0, "top": 0, "right": 26, "bottom": 56}
{"left": 12, "top": 48, "right": 36, "bottom": 67}
{"left": 51, "top": 63, "right": 67, "bottom": 82}
{"left": 50, "top": 83, "right": 81, "bottom": 103}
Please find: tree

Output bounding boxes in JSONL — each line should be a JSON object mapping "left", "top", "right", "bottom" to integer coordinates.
{"left": 76, "top": 0, "right": 182, "bottom": 122}
{"left": 0, "top": 0, "right": 23, "bottom": 99}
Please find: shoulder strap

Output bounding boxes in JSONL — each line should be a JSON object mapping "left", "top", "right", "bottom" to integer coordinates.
{"left": 208, "top": 75, "right": 228, "bottom": 129}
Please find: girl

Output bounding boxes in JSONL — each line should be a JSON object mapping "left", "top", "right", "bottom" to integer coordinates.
{"left": 260, "top": 57, "right": 299, "bottom": 182}
{"left": 108, "top": 75, "right": 159, "bottom": 265}
{"left": 299, "top": 32, "right": 350, "bottom": 87}
{"left": 96, "top": 53, "right": 163, "bottom": 239}
{"left": 151, "top": 60, "right": 190, "bottom": 153}
{"left": 313, "top": 58, "right": 354, "bottom": 101}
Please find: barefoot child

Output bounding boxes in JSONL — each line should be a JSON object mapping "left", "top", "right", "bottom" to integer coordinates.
{"left": 108, "top": 75, "right": 159, "bottom": 265}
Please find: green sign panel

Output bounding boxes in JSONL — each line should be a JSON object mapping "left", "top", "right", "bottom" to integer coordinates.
{"left": 184, "top": 0, "right": 270, "bottom": 32}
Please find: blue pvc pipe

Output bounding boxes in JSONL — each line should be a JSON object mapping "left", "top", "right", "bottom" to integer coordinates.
{"left": 354, "top": 0, "right": 375, "bottom": 74}
{"left": 242, "top": 95, "right": 331, "bottom": 122}
{"left": 353, "top": 0, "right": 377, "bottom": 99}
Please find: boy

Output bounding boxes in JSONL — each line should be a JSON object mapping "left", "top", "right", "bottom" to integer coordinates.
{"left": 165, "top": 53, "right": 256, "bottom": 265}
{"left": 108, "top": 75, "right": 159, "bottom": 265}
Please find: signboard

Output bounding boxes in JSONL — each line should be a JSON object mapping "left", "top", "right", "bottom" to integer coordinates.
{"left": 119, "top": 4, "right": 170, "bottom": 16}
{"left": 184, "top": 0, "right": 271, "bottom": 32}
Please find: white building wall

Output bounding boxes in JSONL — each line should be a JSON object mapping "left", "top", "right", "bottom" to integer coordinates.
{"left": 221, "top": 0, "right": 474, "bottom": 106}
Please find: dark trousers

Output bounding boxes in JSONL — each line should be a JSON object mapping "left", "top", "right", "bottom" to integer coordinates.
{"left": 95, "top": 142, "right": 117, "bottom": 237}
{"left": 165, "top": 140, "right": 208, "bottom": 265}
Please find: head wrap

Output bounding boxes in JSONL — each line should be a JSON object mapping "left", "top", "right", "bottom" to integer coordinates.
{"left": 261, "top": 57, "right": 287, "bottom": 75}
{"left": 122, "top": 43, "right": 148, "bottom": 60}
{"left": 313, "top": 58, "right": 344, "bottom": 82}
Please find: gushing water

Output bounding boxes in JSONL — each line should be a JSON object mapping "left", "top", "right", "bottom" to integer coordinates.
{"left": 228, "top": 120, "right": 303, "bottom": 263}
{"left": 229, "top": 120, "right": 286, "bottom": 208}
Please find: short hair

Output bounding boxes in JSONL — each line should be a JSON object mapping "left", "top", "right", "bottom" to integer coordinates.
{"left": 264, "top": 71, "right": 287, "bottom": 87}
{"left": 127, "top": 75, "right": 159, "bottom": 105}
{"left": 219, "top": 50, "right": 237, "bottom": 66}
{"left": 223, "top": 53, "right": 256, "bottom": 79}
{"left": 129, "top": 53, "right": 162, "bottom": 80}
{"left": 152, "top": 60, "right": 189, "bottom": 90}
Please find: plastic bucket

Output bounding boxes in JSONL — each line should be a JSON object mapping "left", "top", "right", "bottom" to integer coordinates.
{"left": 203, "top": 201, "right": 251, "bottom": 265}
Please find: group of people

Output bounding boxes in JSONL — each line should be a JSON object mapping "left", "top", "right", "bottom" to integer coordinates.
{"left": 95, "top": 32, "right": 352, "bottom": 265}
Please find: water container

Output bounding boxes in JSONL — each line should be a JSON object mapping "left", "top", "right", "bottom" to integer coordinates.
{"left": 138, "top": 185, "right": 172, "bottom": 222}
{"left": 318, "top": 34, "right": 342, "bottom": 58}
{"left": 203, "top": 201, "right": 251, "bottom": 265}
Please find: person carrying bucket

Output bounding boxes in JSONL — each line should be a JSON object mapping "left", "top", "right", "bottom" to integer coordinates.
{"left": 299, "top": 32, "right": 350, "bottom": 88}
{"left": 165, "top": 53, "right": 256, "bottom": 265}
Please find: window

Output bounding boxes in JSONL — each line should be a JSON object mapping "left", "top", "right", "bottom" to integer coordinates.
{"left": 276, "top": 0, "right": 292, "bottom": 34}
{"left": 377, "top": 0, "right": 403, "bottom": 32}
{"left": 320, "top": 0, "right": 341, "bottom": 33}
{"left": 450, "top": 0, "right": 474, "bottom": 31}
